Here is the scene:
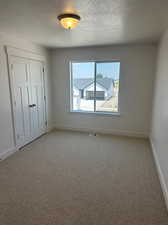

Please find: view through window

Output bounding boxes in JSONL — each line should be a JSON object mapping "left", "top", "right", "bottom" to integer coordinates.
{"left": 71, "top": 61, "right": 120, "bottom": 113}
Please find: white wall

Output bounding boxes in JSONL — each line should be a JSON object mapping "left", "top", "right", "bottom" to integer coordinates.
{"left": 0, "top": 43, "right": 14, "bottom": 155}
{"left": 151, "top": 29, "right": 168, "bottom": 205}
{"left": 0, "top": 33, "right": 53, "bottom": 157}
{"left": 51, "top": 44, "right": 156, "bottom": 137}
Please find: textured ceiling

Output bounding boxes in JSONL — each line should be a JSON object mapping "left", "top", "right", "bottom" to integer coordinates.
{"left": 0, "top": 0, "right": 168, "bottom": 47}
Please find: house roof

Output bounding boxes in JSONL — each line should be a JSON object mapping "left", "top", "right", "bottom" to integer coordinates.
{"left": 74, "top": 78, "right": 114, "bottom": 90}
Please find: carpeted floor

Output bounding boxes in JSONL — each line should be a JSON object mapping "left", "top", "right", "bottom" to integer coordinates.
{"left": 0, "top": 130, "right": 168, "bottom": 225}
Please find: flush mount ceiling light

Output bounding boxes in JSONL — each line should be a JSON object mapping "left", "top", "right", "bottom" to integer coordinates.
{"left": 57, "top": 13, "right": 81, "bottom": 29}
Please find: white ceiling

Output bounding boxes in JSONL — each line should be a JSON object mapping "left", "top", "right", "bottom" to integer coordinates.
{"left": 0, "top": 0, "right": 168, "bottom": 48}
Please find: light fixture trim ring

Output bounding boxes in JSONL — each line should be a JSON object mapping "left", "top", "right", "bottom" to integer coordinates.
{"left": 57, "top": 13, "right": 81, "bottom": 21}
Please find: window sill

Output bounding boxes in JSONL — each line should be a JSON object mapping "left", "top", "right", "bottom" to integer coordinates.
{"left": 70, "top": 110, "right": 120, "bottom": 116}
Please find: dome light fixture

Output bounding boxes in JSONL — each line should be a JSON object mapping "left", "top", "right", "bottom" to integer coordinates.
{"left": 57, "top": 13, "right": 81, "bottom": 29}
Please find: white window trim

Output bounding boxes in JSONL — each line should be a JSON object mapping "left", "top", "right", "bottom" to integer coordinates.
{"left": 69, "top": 60, "right": 121, "bottom": 116}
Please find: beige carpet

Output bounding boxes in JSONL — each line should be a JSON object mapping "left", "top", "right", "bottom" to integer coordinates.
{"left": 0, "top": 130, "right": 168, "bottom": 225}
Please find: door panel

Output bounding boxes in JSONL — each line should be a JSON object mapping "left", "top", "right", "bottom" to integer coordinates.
{"left": 10, "top": 56, "right": 46, "bottom": 148}
{"left": 11, "top": 57, "right": 31, "bottom": 147}
{"left": 29, "top": 60, "right": 46, "bottom": 139}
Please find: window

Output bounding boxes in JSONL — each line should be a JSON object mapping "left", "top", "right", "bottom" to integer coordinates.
{"left": 70, "top": 61, "right": 120, "bottom": 114}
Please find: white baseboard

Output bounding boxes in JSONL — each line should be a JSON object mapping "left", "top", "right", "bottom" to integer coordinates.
{"left": 54, "top": 124, "right": 148, "bottom": 138}
{"left": 150, "top": 138, "right": 168, "bottom": 210}
{"left": 46, "top": 126, "right": 55, "bottom": 133}
{"left": 0, "top": 147, "right": 18, "bottom": 161}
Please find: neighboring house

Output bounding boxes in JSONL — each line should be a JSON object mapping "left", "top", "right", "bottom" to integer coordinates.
{"left": 73, "top": 78, "right": 114, "bottom": 100}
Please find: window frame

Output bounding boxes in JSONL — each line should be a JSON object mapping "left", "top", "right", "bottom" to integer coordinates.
{"left": 70, "top": 60, "right": 121, "bottom": 116}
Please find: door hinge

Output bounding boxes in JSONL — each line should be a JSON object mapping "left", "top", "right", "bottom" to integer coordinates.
{"left": 44, "top": 95, "right": 46, "bottom": 101}
{"left": 45, "top": 121, "right": 47, "bottom": 126}
{"left": 43, "top": 67, "right": 45, "bottom": 73}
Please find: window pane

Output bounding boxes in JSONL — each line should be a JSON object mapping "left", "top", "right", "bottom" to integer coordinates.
{"left": 96, "top": 62, "right": 120, "bottom": 112}
{"left": 72, "top": 62, "right": 94, "bottom": 112}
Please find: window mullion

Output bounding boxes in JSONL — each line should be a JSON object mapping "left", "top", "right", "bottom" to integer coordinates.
{"left": 94, "top": 62, "right": 96, "bottom": 112}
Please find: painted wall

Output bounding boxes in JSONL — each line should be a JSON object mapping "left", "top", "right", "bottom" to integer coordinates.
{"left": 151, "top": 29, "right": 168, "bottom": 200}
{"left": 51, "top": 44, "right": 156, "bottom": 137}
{"left": 0, "top": 33, "right": 53, "bottom": 157}
{"left": 0, "top": 43, "right": 14, "bottom": 155}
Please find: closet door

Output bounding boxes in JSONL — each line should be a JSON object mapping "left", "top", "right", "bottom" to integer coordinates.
{"left": 10, "top": 57, "right": 31, "bottom": 148}
{"left": 29, "top": 60, "right": 46, "bottom": 139}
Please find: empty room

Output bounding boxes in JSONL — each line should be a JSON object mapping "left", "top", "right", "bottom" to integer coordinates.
{"left": 0, "top": 0, "right": 168, "bottom": 224}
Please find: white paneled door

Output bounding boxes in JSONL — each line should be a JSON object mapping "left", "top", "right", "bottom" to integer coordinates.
{"left": 10, "top": 56, "right": 46, "bottom": 148}
{"left": 29, "top": 60, "right": 46, "bottom": 139}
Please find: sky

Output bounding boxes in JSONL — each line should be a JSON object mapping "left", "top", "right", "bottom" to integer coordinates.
{"left": 72, "top": 62, "right": 120, "bottom": 80}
